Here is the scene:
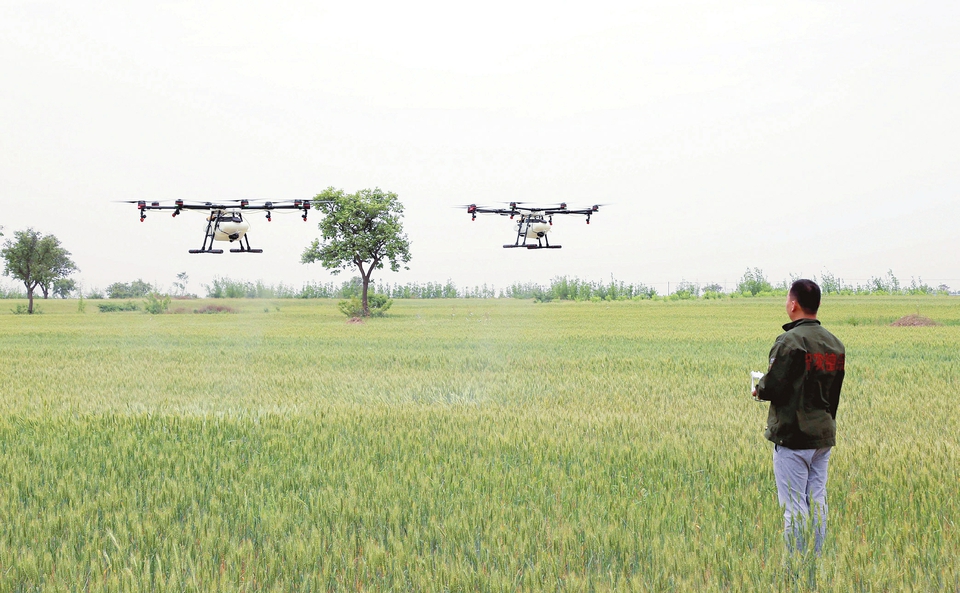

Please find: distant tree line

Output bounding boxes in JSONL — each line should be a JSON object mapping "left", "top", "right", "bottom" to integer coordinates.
{"left": 2, "top": 269, "right": 953, "bottom": 304}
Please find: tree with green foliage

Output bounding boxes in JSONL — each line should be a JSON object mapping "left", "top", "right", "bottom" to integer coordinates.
{"left": 52, "top": 278, "right": 77, "bottom": 299}
{"left": 737, "top": 267, "right": 773, "bottom": 296}
{"left": 302, "top": 187, "right": 411, "bottom": 317}
{"left": 38, "top": 247, "right": 79, "bottom": 299}
{"left": 107, "top": 279, "right": 155, "bottom": 299}
{"left": 1, "top": 228, "right": 78, "bottom": 314}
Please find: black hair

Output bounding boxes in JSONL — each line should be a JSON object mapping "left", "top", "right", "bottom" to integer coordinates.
{"left": 790, "top": 279, "right": 821, "bottom": 314}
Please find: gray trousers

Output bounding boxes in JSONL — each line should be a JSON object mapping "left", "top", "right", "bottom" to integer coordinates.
{"left": 773, "top": 445, "right": 832, "bottom": 554}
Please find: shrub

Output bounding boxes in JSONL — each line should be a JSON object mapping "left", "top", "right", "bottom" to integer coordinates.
{"left": 338, "top": 294, "right": 393, "bottom": 317}
{"left": 338, "top": 297, "right": 363, "bottom": 318}
{"left": 107, "top": 279, "right": 155, "bottom": 299}
{"left": 143, "top": 293, "right": 171, "bottom": 315}
{"left": 98, "top": 301, "right": 140, "bottom": 313}
{"left": 670, "top": 281, "right": 699, "bottom": 300}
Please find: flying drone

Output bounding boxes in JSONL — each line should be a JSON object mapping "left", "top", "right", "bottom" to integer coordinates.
{"left": 121, "top": 199, "right": 315, "bottom": 253}
{"left": 465, "top": 202, "right": 601, "bottom": 249}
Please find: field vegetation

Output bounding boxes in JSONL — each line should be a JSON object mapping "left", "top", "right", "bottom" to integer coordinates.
{"left": 0, "top": 297, "right": 957, "bottom": 591}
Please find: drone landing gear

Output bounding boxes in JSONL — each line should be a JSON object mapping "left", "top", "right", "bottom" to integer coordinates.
{"left": 190, "top": 218, "right": 223, "bottom": 254}
{"left": 502, "top": 217, "right": 562, "bottom": 249}
{"left": 229, "top": 235, "right": 262, "bottom": 253}
{"left": 189, "top": 218, "right": 263, "bottom": 254}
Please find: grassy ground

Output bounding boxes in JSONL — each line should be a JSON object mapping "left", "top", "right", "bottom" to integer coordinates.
{"left": 0, "top": 297, "right": 957, "bottom": 591}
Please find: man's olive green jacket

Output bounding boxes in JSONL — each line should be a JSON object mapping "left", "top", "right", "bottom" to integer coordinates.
{"left": 756, "top": 318, "right": 845, "bottom": 449}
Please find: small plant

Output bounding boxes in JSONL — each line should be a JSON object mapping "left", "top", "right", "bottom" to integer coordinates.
{"left": 11, "top": 304, "right": 39, "bottom": 314}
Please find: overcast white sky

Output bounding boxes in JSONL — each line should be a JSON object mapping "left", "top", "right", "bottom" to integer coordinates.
{"left": 2, "top": 1, "right": 958, "bottom": 295}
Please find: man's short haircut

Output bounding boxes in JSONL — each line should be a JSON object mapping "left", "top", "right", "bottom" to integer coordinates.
{"left": 790, "top": 279, "right": 821, "bottom": 314}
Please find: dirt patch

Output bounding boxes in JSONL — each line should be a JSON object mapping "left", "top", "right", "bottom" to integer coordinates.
{"left": 890, "top": 315, "right": 939, "bottom": 327}
{"left": 346, "top": 316, "right": 365, "bottom": 324}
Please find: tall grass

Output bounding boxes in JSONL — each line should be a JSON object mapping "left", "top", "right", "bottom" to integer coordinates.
{"left": 0, "top": 297, "right": 957, "bottom": 590}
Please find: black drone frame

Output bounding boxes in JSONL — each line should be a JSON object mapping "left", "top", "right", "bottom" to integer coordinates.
{"left": 128, "top": 199, "right": 314, "bottom": 254}
{"left": 466, "top": 202, "right": 600, "bottom": 249}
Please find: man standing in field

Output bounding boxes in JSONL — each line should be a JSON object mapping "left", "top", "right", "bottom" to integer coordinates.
{"left": 753, "top": 279, "right": 845, "bottom": 555}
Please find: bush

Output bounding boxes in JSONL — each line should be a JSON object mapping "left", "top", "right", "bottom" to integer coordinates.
{"left": 338, "top": 293, "right": 393, "bottom": 318}
{"left": 338, "top": 297, "right": 363, "bottom": 318}
{"left": 670, "top": 281, "right": 699, "bottom": 300}
{"left": 107, "top": 279, "right": 154, "bottom": 299}
{"left": 98, "top": 301, "right": 140, "bottom": 312}
{"left": 144, "top": 292, "right": 171, "bottom": 315}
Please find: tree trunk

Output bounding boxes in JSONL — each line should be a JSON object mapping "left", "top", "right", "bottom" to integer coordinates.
{"left": 361, "top": 274, "right": 370, "bottom": 317}
{"left": 27, "top": 286, "right": 34, "bottom": 314}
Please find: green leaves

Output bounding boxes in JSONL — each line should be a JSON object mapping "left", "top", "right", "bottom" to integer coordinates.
{"left": 1, "top": 228, "right": 78, "bottom": 313}
{"left": 302, "top": 187, "right": 411, "bottom": 316}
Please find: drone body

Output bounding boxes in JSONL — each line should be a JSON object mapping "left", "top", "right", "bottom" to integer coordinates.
{"left": 122, "top": 199, "right": 314, "bottom": 253}
{"left": 201, "top": 209, "right": 252, "bottom": 252}
{"left": 465, "top": 202, "right": 601, "bottom": 249}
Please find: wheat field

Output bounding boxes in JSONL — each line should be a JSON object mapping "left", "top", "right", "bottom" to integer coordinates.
{"left": 0, "top": 297, "right": 957, "bottom": 591}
